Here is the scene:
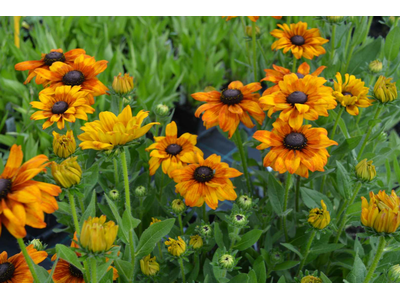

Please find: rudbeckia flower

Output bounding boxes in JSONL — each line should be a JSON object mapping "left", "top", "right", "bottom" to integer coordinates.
{"left": 253, "top": 119, "right": 338, "bottom": 178}
{"left": 30, "top": 85, "right": 95, "bottom": 130}
{"left": 192, "top": 81, "right": 264, "bottom": 138}
{"left": 170, "top": 154, "right": 242, "bottom": 210}
{"left": 145, "top": 121, "right": 203, "bottom": 177}
{"left": 259, "top": 73, "right": 336, "bottom": 129}
{"left": 271, "top": 22, "right": 329, "bottom": 59}
{"left": 261, "top": 62, "right": 326, "bottom": 94}
{"left": 35, "top": 54, "right": 108, "bottom": 105}
{"left": 333, "top": 73, "right": 372, "bottom": 115}
{"left": 0, "top": 145, "right": 61, "bottom": 238}
{"left": 14, "top": 48, "right": 86, "bottom": 85}
{"left": 52, "top": 130, "right": 76, "bottom": 158}
{"left": 140, "top": 255, "right": 160, "bottom": 276}
{"left": 78, "top": 105, "right": 159, "bottom": 151}
{"left": 308, "top": 200, "right": 330, "bottom": 230}
{"left": 165, "top": 236, "right": 186, "bottom": 257}
{"left": 0, "top": 244, "right": 47, "bottom": 283}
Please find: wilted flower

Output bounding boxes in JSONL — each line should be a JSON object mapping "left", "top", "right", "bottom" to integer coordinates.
{"left": 189, "top": 235, "right": 203, "bottom": 249}
{"left": 140, "top": 255, "right": 159, "bottom": 276}
{"left": 308, "top": 200, "right": 330, "bottom": 230}
{"left": 150, "top": 217, "right": 161, "bottom": 226}
{"left": 369, "top": 60, "right": 383, "bottom": 73}
{"left": 301, "top": 275, "right": 322, "bottom": 283}
{"left": 172, "top": 199, "right": 186, "bottom": 215}
{"left": 53, "top": 131, "right": 76, "bottom": 158}
{"left": 388, "top": 264, "right": 400, "bottom": 283}
{"left": 218, "top": 254, "right": 235, "bottom": 269}
{"left": 165, "top": 236, "right": 186, "bottom": 257}
{"left": 80, "top": 215, "right": 118, "bottom": 253}
{"left": 134, "top": 186, "right": 146, "bottom": 197}
{"left": 355, "top": 159, "right": 376, "bottom": 182}
{"left": 51, "top": 157, "right": 82, "bottom": 188}
{"left": 237, "top": 195, "right": 252, "bottom": 210}
{"left": 373, "top": 76, "right": 397, "bottom": 103}
{"left": 112, "top": 73, "right": 134, "bottom": 95}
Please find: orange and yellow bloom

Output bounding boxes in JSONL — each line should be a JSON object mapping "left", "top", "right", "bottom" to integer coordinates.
{"left": 308, "top": 200, "right": 330, "bottom": 230}
{"left": 253, "top": 119, "right": 338, "bottom": 178}
{"left": 192, "top": 81, "right": 264, "bottom": 138}
{"left": 53, "top": 130, "right": 76, "bottom": 158}
{"left": 80, "top": 215, "right": 118, "bottom": 253}
{"left": 171, "top": 154, "right": 242, "bottom": 210}
{"left": 146, "top": 121, "right": 203, "bottom": 177}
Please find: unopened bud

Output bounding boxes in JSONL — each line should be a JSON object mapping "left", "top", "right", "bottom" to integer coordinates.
{"left": 355, "top": 159, "right": 376, "bottom": 182}
{"left": 369, "top": 60, "right": 383, "bottom": 73}
{"left": 155, "top": 104, "right": 169, "bottom": 117}
{"left": 135, "top": 186, "right": 146, "bottom": 197}
{"left": 237, "top": 195, "right": 252, "bottom": 210}
{"left": 172, "top": 199, "right": 186, "bottom": 215}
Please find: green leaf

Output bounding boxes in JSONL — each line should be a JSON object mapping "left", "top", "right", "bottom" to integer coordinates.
{"left": 267, "top": 174, "right": 283, "bottom": 215}
{"left": 253, "top": 256, "right": 266, "bottom": 283}
{"left": 33, "top": 264, "right": 50, "bottom": 283}
{"left": 273, "top": 260, "right": 299, "bottom": 271}
{"left": 233, "top": 229, "right": 263, "bottom": 251}
{"left": 277, "top": 275, "right": 286, "bottom": 283}
{"left": 214, "top": 222, "right": 225, "bottom": 249}
{"left": 336, "top": 161, "right": 352, "bottom": 200}
{"left": 135, "top": 218, "right": 175, "bottom": 258}
{"left": 248, "top": 269, "right": 258, "bottom": 283}
{"left": 114, "top": 259, "right": 133, "bottom": 283}
{"left": 331, "top": 136, "right": 362, "bottom": 156}
{"left": 281, "top": 243, "right": 303, "bottom": 259}
{"left": 187, "top": 256, "right": 200, "bottom": 282}
{"left": 55, "top": 244, "right": 83, "bottom": 271}
{"left": 309, "top": 244, "right": 344, "bottom": 255}
{"left": 346, "top": 252, "right": 367, "bottom": 283}
{"left": 300, "top": 187, "right": 333, "bottom": 212}
{"left": 97, "top": 258, "right": 114, "bottom": 282}
{"left": 229, "top": 273, "right": 249, "bottom": 283}
{"left": 385, "top": 26, "right": 400, "bottom": 61}
{"left": 105, "top": 194, "right": 127, "bottom": 242}
{"left": 122, "top": 210, "right": 141, "bottom": 233}
{"left": 320, "top": 271, "right": 332, "bottom": 283}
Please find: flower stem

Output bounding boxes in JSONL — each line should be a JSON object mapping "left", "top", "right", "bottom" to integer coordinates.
{"left": 296, "top": 230, "right": 316, "bottom": 277}
{"left": 364, "top": 236, "right": 386, "bottom": 283}
{"left": 17, "top": 238, "right": 40, "bottom": 283}
{"left": 330, "top": 106, "right": 345, "bottom": 140}
{"left": 179, "top": 257, "right": 186, "bottom": 283}
{"left": 336, "top": 182, "right": 362, "bottom": 225}
{"left": 157, "top": 242, "right": 163, "bottom": 260}
{"left": 229, "top": 227, "right": 240, "bottom": 250}
{"left": 292, "top": 57, "right": 297, "bottom": 73}
{"left": 129, "top": 229, "right": 136, "bottom": 282}
{"left": 113, "top": 157, "right": 119, "bottom": 187}
{"left": 251, "top": 21, "right": 258, "bottom": 82}
{"left": 283, "top": 172, "right": 292, "bottom": 242}
{"left": 295, "top": 175, "right": 301, "bottom": 212}
{"left": 178, "top": 214, "right": 184, "bottom": 235}
{"left": 90, "top": 257, "right": 97, "bottom": 283}
{"left": 68, "top": 190, "right": 80, "bottom": 234}
{"left": 120, "top": 148, "right": 131, "bottom": 215}
{"left": 234, "top": 129, "right": 252, "bottom": 194}
{"left": 329, "top": 24, "right": 336, "bottom": 62}
{"left": 357, "top": 106, "right": 384, "bottom": 160}
{"left": 202, "top": 204, "right": 207, "bottom": 222}
{"left": 257, "top": 40, "right": 268, "bottom": 64}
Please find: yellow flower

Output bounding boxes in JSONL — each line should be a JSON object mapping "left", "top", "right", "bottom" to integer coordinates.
{"left": 78, "top": 105, "right": 159, "bottom": 151}
{"left": 53, "top": 130, "right": 76, "bottom": 158}
{"left": 51, "top": 157, "right": 82, "bottom": 188}
{"left": 369, "top": 60, "right": 383, "bottom": 73}
{"left": 373, "top": 76, "right": 397, "bottom": 103}
{"left": 301, "top": 275, "right": 322, "bottom": 283}
{"left": 308, "top": 200, "right": 330, "bottom": 230}
{"left": 112, "top": 73, "right": 134, "bottom": 95}
{"left": 355, "top": 159, "right": 376, "bottom": 182}
{"left": 189, "top": 235, "right": 203, "bottom": 249}
{"left": 165, "top": 236, "right": 186, "bottom": 257}
{"left": 333, "top": 73, "right": 372, "bottom": 115}
{"left": 80, "top": 215, "right": 118, "bottom": 253}
{"left": 361, "top": 190, "right": 400, "bottom": 233}
{"left": 140, "top": 255, "right": 160, "bottom": 276}
{"left": 150, "top": 217, "right": 161, "bottom": 226}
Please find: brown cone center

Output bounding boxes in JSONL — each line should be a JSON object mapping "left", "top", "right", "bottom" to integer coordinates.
{"left": 165, "top": 144, "right": 182, "bottom": 156}
{"left": 62, "top": 70, "right": 85, "bottom": 86}
{"left": 295, "top": 72, "right": 305, "bottom": 79}
{"left": 0, "top": 262, "right": 15, "bottom": 283}
{"left": 51, "top": 101, "right": 69, "bottom": 114}
{"left": 343, "top": 92, "right": 353, "bottom": 96}
{"left": 194, "top": 166, "right": 214, "bottom": 183}
{"left": 0, "top": 178, "right": 11, "bottom": 199}
{"left": 287, "top": 91, "right": 308, "bottom": 105}
{"left": 69, "top": 263, "right": 83, "bottom": 278}
{"left": 291, "top": 35, "right": 305, "bottom": 46}
{"left": 284, "top": 132, "right": 307, "bottom": 150}
{"left": 220, "top": 89, "right": 243, "bottom": 105}
{"left": 44, "top": 52, "right": 65, "bottom": 66}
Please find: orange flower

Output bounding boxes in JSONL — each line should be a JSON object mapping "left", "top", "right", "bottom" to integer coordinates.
{"left": 170, "top": 154, "right": 242, "bottom": 210}
{"left": 0, "top": 145, "right": 61, "bottom": 238}
{"left": 146, "top": 121, "right": 203, "bottom": 177}
{"left": 259, "top": 73, "right": 336, "bottom": 129}
{"left": 35, "top": 54, "right": 108, "bottom": 105}
{"left": 0, "top": 245, "right": 47, "bottom": 283}
{"left": 261, "top": 62, "right": 326, "bottom": 94}
{"left": 253, "top": 119, "right": 338, "bottom": 178}
{"left": 271, "top": 22, "right": 329, "bottom": 59}
{"left": 14, "top": 48, "right": 86, "bottom": 85}
{"left": 192, "top": 81, "right": 264, "bottom": 138}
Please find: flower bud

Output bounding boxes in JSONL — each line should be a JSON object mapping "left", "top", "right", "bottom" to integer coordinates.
{"left": 51, "top": 157, "right": 82, "bottom": 188}
{"left": 232, "top": 213, "right": 247, "bottom": 227}
{"left": 373, "top": 76, "right": 398, "bottom": 103}
{"left": 355, "top": 159, "right": 376, "bottom": 182}
{"left": 189, "top": 235, "right": 203, "bottom": 249}
{"left": 172, "top": 199, "right": 186, "bottom": 215}
{"left": 112, "top": 73, "right": 134, "bottom": 95}
{"left": 154, "top": 104, "right": 169, "bottom": 117}
{"left": 308, "top": 200, "right": 330, "bottom": 230}
{"left": 29, "top": 239, "right": 46, "bottom": 251}
{"left": 150, "top": 217, "right": 161, "bottom": 226}
{"left": 52, "top": 130, "right": 76, "bottom": 158}
{"left": 270, "top": 248, "right": 284, "bottom": 264}
{"left": 237, "top": 195, "right": 252, "bottom": 210}
{"left": 326, "top": 16, "right": 344, "bottom": 23}
{"left": 388, "top": 264, "right": 400, "bottom": 283}
{"left": 200, "top": 224, "right": 212, "bottom": 237}
{"left": 134, "top": 186, "right": 146, "bottom": 197}
{"left": 165, "top": 236, "right": 186, "bottom": 257}
{"left": 218, "top": 254, "right": 235, "bottom": 269}
{"left": 301, "top": 275, "right": 322, "bottom": 283}
{"left": 369, "top": 60, "right": 383, "bottom": 73}
{"left": 245, "top": 25, "right": 260, "bottom": 37}
{"left": 109, "top": 189, "right": 119, "bottom": 200}
{"left": 140, "top": 254, "right": 160, "bottom": 276}
{"left": 80, "top": 215, "right": 118, "bottom": 253}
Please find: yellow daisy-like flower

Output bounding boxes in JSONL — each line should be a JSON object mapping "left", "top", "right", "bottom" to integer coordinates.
{"left": 112, "top": 73, "right": 134, "bottom": 95}
{"left": 271, "top": 22, "right": 329, "bottom": 59}
{"left": 145, "top": 121, "right": 203, "bottom": 177}
{"left": 165, "top": 236, "right": 186, "bottom": 257}
{"left": 308, "top": 200, "right": 330, "bottom": 230}
{"left": 361, "top": 190, "right": 400, "bottom": 234}
{"left": 78, "top": 105, "right": 159, "bottom": 151}
{"left": 53, "top": 130, "right": 76, "bottom": 158}
{"left": 333, "top": 73, "right": 372, "bottom": 115}
{"left": 373, "top": 75, "right": 397, "bottom": 103}
{"left": 140, "top": 255, "right": 160, "bottom": 276}
{"left": 30, "top": 86, "right": 95, "bottom": 130}
{"left": 51, "top": 157, "right": 82, "bottom": 188}
{"left": 259, "top": 73, "right": 336, "bottom": 130}
{"left": 170, "top": 154, "right": 242, "bottom": 210}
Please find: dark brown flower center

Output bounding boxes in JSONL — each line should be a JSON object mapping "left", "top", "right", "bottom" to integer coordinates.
{"left": 194, "top": 166, "right": 214, "bottom": 183}
{"left": 0, "top": 178, "right": 12, "bottom": 199}
{"left": 236, "top": 215, "right": 244, "bottom": 221}
{"left": 165, "top": 144, "right": 182, "bottom": 156}
{"left": 287, "top": 91, "right": 308, "bottom": 105}
{"left": 51, "top": 101, "right": 69, "bottom": 114}
{"left": 62, "top": 70, "right": 85, "bottom": 86}
{"left": 343, "top": 92, "right": 353, "bottom": 96}
{"left": 0, "top": 262, "right": 15, "bottom": 283}
{"left": 44, "top": 52, "right": 66, "bottom": 66}
{"left": 283, "top": 132, "right": 307, "bottom": 150}
{"left": 295, "top": 72, "right": 305, "bottom": 79}
{"left": 69, "top": 263, "right": 83, "bottom": 278}
{"left": 220, "top": 89, "right": 243, "bottom": 105}
{"left": 290, "top": 35, "right": 305, "bottom": 46}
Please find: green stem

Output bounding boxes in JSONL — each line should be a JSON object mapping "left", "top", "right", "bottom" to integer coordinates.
{"left": 251, "top": 21, "right": 258, "bottom": 82}
{"left": 295, "top": 175, "right": 301, "bottom": 212}
{"left": 362, "top": 16, "right": 373, "bottom": 45}
{"left": 330, "top": 106, "right": 345, "bottom": 140}
{"left": 68, "top": 190, "right": 80, "bottom": 234}
{"left": 234, "top": 129, "right": 252, "bottom": 194}
{"left": 221, "top": 269, "right": 227, "bottom": 279}
{"left": 292, "top": 57, "right": 297, "bottom": 73}
{"left": 118, "top": 97, "right": 123, "bottom": 114}
{"left": 229, "top": 227, "right": 240, "bottom": 250}
{"left": 341, "top": 24, "right": 354, "bottom": 73}
{"left": 179, "top": 257, "right": 186, "bottom": 283}
{"left": 129, "top": 230, "right": 136, "bottom": 282}
{"left": 357, "top": 106, "right": 383, "bottom": 160}
{"left": 257, "top": 40, "right": 268, "bottom": 64}
{"left": 121, "top": 149, "right": 131, "bottom": 215}
{"left": 336, "top": 182, "right": 362, "bottom": 225}
{"left": 17, "top": 238, "right": 40, "bottom": 283}
{"left": 178, "top": 214, "right": 184, "bottom": 235}
{"left": 296, "top": 230, "right": 316, "bottom": 276}
{"left": 90, "top": 257, "right": 97, "bottom": 283}
{"left": 83, "top": 260, "right": 90, "bottom": 283}
{"left": 282, "top": 173, "right": 293, "bottom": 242}
{"left": 157, "top": 242, "right": 163, "bottom": 260}
{"left": 158, "top": 173, "right": 165, "bottom": 212}
{"left": 330, "top": 24, "right": 336, "bottom": 62}
{"left": 363, "top": 236, "right": 386, "bottom": 283}
{"left": 240, "top": 17, "right": 252, "bottom": 67}
{"left": 203, "top": 204, "right": 207, "bottom": 222}
{"left": 113, "top": 157, "right": 119, "bottom": 187}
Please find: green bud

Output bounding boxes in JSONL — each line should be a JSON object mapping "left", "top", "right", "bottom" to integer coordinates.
{"left": 270, "top": 248, "right": 284, "bottom": 264}
{"left": 388, "top": 264, "right": 400, "bottom": 283}
{"left": 237, "top": 195, "right": 252, "bottom": 210}
{"left": 135, "top": 186, "right": 146, "bottom": 197}
{"left": 171, "top": 199, "right": 186, "bottom": 215}
{"left": 232, "top": 213, "right": 247, "bottom": 227}
{"left": 109, "top": 189, "right": 120, "bottom": 200}
{"left": 29, "top": 239, "right": 46, "bottom": 251}
{"left": 218, "top": 254, "right": 235, "bottom": 269}
{"left": 155, "top": 104, "right": 169, "bottom": 117}
{"left": 200, "top": 224, "right": 212, "bottom": 237}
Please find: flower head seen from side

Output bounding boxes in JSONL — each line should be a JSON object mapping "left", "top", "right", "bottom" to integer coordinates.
{"left": 192, "top": 81, "right": 264, "bottom": 138}
{"left": 78, "top": 105, "right": 159, "bottom": 151}
{"left": 333, "top": 73, "right": 372, "bottom": 115}
{"left": 0, "top": 245, "right": 47, "bottom": 283}
{"left": 261, "top": 62, "right": 326, "bottom": 94}
{"left": 373, "top": 75, "right": 397, "bottom": 104}
{"left": 0, "top": 145, "right": 61, "bottom": 238}
{"left": 355, "top": 159, "right": 376, "bottom": 182}
{"left": 308, "top": 200, "right": 330, "bottom": 230}
{"left": 170, "top": 154, "right": 242, "bottom": 210}
{"left": 165, "top": 236, "right": 186, "bottom": 257}
{"left": 361, "top": 190, "right": 400, "bottom": 234}
{"left": 51, "top": 157, "right": 82, "bottom": 189}
{"left": 259, "top": 73, "right": 336, "bottom": 129}
{"left": 253, "top": 119, "right": 338, "bottom": 178}
{"left": 30, "top": 85, "right": 95, "bottom": 130}
{"left": 189, "top": 235, "right": 203, "bottom": 249}
{"left": 80, "top": 215, "right": 118, "bottom": 253}
{"left": 146, "top": 121, "right": 203, "bottom": 177}
{"left": 34, "top": 54, "right": 109, "bottom": 105}
{"left": 53, "top": 130, "right": 76, "bottom": 158}
{"left": 14, "top": 48, "right": 86, "bottom": 85}
{"left": 271, "top": 21, "right": 329, "bottom": 59}
{"left": 112, "top": 73, "right": 134, "bottom": 95}
{"left": 140, "top": 255, "right": 160, "bottom": 276}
